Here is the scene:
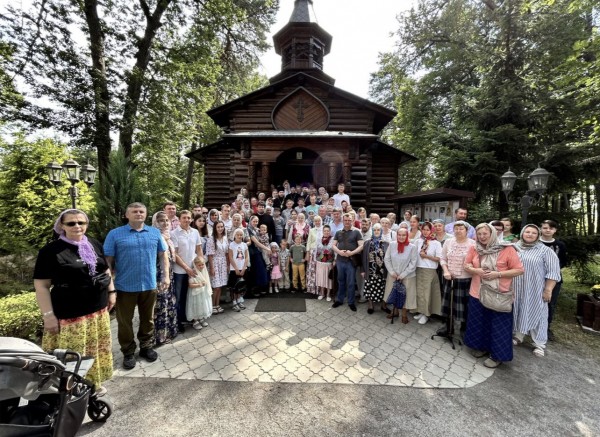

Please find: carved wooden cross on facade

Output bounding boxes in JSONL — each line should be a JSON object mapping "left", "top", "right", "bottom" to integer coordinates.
{"left": 295, "top": 97, "right": 310, "bottom": 123}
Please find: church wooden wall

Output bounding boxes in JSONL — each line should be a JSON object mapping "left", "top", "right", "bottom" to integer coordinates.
{"left": 202, "top": 147, "right": 235, "bottom": 209}
{"left": 228, "top": 85, "right": 375, "bottom": 133}
{"left": 200, "top": 142, "right": 401, "bottom": 213}
{"left": 367, "top": 149, "right": 399, "bottom": 214}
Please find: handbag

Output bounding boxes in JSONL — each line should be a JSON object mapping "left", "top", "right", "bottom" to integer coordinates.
{"left": 479, "top": 283, "right": 513, "bottom": 313}
{"left": 91, "top": 271, "right": 112, "bottom": 291}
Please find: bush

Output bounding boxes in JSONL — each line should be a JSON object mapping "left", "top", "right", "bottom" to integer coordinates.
{"left": 0, "top": 292, "right": 42, "bottom": 341}
{"left": 561, "top": 235, "right": 600, "bottom": 285}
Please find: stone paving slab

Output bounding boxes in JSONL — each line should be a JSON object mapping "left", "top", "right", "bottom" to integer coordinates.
{"left": 111, "top": 299, "right": 494, "bottom": 388}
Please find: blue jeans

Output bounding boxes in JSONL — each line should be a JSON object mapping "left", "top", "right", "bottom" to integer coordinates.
{"left": 336, "top": 260, "right": 356, "bottom": 305}
{"left": 548, "top": 281, "right": 562, "bottom": 326}
{"left": 173, "top": 273, "right": 189, "bottom": 323}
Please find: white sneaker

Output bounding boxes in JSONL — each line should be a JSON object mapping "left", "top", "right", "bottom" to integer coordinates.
{"left": 326, "top": 296, "right": 332, "bottom": 302}
{"left": 192, "top": 321, "right": 203, "bottom": 330}
{"left": 418, "top": 315, "right": 429, "bottom": 325}
{"left": 199, "top": 319, "right": 209, "bottom": 327}
{"left": 275, "top": 286, "right": 280, "bottom": 293}
{"left": 232, "top": 304, "right": 241, "bottom": 312}
{"left": 238, "top": 302, "right": 246, "bottom": 310}
{"left": 413, "top": 313, "right": 422, "bottom": 320}
{"left": 318, "top": 295, "right": 324, "bottom": 300}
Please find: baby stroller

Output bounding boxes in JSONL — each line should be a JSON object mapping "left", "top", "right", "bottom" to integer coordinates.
{"left": 0, "top": 337, "right": 113, "bottom": 437}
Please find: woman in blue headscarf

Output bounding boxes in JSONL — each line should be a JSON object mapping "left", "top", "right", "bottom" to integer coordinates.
{"left": 361, "top": 223, "right": 389, "bottom": 314}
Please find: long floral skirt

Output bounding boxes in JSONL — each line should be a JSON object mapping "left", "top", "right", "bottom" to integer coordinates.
{"left": 42, "top": 308, "right": 113, "bottom": 387}
{"left": 154, "top": 285, "right": 178, "bottom": 346}
{"left": 306, "top": 250, "right": 318, "bottom": 295}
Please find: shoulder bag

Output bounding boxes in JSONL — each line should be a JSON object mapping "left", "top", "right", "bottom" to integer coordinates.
{"left": 479, "top": 283, "right": 513, "bottom": 313}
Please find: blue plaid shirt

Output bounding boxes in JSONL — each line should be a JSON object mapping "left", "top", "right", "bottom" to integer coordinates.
{"left": 103, "top": 224, "right": 167, "bottom": 292}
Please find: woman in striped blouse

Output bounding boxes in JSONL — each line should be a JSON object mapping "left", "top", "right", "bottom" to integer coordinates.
{"left": 511, "top": 225, "right": 562, "bottom": 357}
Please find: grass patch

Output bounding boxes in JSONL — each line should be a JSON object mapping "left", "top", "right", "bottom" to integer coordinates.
{"left": 554, "top": 266, "right": 600, "bottom": 359}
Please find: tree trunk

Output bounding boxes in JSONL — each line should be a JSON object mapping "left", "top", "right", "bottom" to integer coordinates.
{"left": 595, "top": 184, "right": 600, "bottom": 234}
{"left": 182, "top": 142, "right": 197, "bottom": 209}
{"left": 82, "top": 0, "right": 111, "bottom": 179}
{"left": 118, "top": 0, "right": 173, "bottom": 158}
{"left": 586, "top": 184, "right": 593, "bottom": 235}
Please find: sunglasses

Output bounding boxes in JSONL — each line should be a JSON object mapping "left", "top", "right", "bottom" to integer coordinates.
{"left": 64, "top": 221, "right": 87, "bottom": 227}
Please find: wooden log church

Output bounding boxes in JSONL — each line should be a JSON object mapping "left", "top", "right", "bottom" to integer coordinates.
{"left": 187, "top": 0, "right": 415, "bottom": 212}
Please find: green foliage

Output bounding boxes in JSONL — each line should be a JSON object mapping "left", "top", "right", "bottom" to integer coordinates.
{"left": 1, "top": 0, "right": 278, "bottom": 180}
{"left": 372, "top": 0, "right": 599, "bottom": 216}
{"left": 0, "top": 292, "right": 43, "bottom": 341}
{"left": 0, "top": 234, "right": 35, "bottom": 298}
{"left": 0, "top": 134, "right": 95, "bottom": 249}
{"left": 91, "top": 148, "right": 146, "bottom": 241}
{"left": 561, "top": 235, "right": 600, "bottom": 285}
{"left": 0, "top": 41, "right": 23, "bottom": 121}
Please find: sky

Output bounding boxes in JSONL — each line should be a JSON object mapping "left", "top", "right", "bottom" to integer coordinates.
{"left": 258, "top": 0, "right": 417, "bottom": 99}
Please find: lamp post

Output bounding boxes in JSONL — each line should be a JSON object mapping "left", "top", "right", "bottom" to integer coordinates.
{"left": 500, "top": 166, "right": 551, "bottom": 228}
{"left": 46, "top": 159, "right": 97, "bottom": 208}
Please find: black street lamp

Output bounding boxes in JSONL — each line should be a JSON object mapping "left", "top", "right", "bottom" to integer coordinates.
{"left": 501, "top": 166, "right": 551, "bottom": 228}
{"left": 46, "top": 159, "right": 97, "bottom": 209}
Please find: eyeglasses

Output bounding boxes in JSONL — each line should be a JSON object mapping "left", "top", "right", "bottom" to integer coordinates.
{"left": 64, "top": 221, "right": 87, "bottom": 227}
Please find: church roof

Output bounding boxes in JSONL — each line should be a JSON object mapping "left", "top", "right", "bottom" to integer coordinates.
{"left": 207, "top": 72, "right": 396, "bottom": 134}
{"left": 289, "top": 0, "right": 318, "bottom": 23}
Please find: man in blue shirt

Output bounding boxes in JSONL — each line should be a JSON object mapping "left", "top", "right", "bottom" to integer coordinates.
{"left": 104, "top": 202, "right": 168, "bottom": 370}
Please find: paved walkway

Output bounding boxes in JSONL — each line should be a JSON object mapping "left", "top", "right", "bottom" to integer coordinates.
{"left": 111, "top": 298, "right": 493, "bottom": 388}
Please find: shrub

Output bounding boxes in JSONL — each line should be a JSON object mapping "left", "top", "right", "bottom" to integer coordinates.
{"left": 561, "top": 235, "right": 600, "bottom": 285}
{"left": 0, "top": 292, "right": 42, "bottom": 341}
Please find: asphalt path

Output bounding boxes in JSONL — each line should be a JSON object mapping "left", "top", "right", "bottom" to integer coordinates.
{"left": 78, "top": 341, "right": 599, "bottom": 437}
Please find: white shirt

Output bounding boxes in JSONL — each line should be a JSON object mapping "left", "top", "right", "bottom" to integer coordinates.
{"left": 332, "top": 193, "right": 350, "bottom": 208}
{"left": 415, "top": 239, "right": 442, "bottom": 269}
{"left": 171, "top": 226, "right": 202, "bottom": 274}
{"left": 229, "top": 241, "right": 248, "bottom": 271}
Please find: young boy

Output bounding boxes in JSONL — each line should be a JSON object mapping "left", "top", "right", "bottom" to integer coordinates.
{"left": 540, "top": 219, "right": 567, "bottom": 341}
{"left": 289, "top": 233, "right": 307, "bottom": 293}
{"left": 278, "top": 239, "right": 291, "bottom": 291}
{"left": 282, "top": 199, "right": 295, "bottom": 222}
{"left": 273, "top": 207, "right": 286, "bottom": 245}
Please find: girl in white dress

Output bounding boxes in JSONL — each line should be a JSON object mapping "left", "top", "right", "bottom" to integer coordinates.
{"left": 187, "top": 257, "right": 213, "bottom": 330}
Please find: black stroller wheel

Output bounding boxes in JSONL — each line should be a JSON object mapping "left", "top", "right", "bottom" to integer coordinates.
{"left": 87, "top": 396, "right": 113, "bottom": 422}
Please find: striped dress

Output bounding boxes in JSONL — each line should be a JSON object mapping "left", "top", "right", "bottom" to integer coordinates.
{"left": 512, "top": 243, "right": 561, "bottom": 343}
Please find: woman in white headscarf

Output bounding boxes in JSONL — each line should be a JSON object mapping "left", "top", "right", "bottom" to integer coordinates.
{"left": 511, "top": 224, "right": 561, "bottom": 358}
{"left": 152, "top": 211, "right": 179, "bottom": 346}
{"left": 305, "top": 215, "right": 323, "bottom": 295}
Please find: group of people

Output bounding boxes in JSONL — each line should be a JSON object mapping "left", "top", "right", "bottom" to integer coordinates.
{"left": 33, "top": 186, "right": 567, "bottom": 398}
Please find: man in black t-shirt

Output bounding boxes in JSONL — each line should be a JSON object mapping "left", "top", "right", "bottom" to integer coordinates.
{"left": 540, "top": 219, "right": 567, "bottom": 341}
{"left": 331, "top": 213, "right": 364, "bottom": 312}
{"left": 257, "top": 201, "right": 276, "bottom": 242}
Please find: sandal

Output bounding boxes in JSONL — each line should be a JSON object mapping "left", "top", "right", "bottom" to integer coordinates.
{"left": 216, "top": 306, "right": 224, "bottom": 313}
{"left": 512, "top": 337, "right": 522, "bottom": 346}
{"left": 533, "top": 347, "right": 545, "bottom": 357}
{"left": 401, "top": 308, "right": 409, "bottom": 325}
{"left": 381, "top": 306, "right": 391, "bottom": 314}
{"left": 483, "top": 358, "right": 502, "bottom": 368}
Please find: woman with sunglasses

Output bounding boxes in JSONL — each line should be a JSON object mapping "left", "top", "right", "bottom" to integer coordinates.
{"left": 34, "top": 209, "right": 115, "bottom": 396}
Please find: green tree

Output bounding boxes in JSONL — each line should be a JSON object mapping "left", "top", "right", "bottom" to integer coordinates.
{"left": 1, "top": 0, "right": 278, "bottom": 178}
{"left": 91, "top": 148, "right": 146, "bottom": 241}
{"left": 371, "top": 0, "right": 597, "bottom": 226}
{"left": 0, "top": 134, "right": 95, "bottom": 249}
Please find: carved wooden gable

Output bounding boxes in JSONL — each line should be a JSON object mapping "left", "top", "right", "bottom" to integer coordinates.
{"left": 272, "top": 87, "right": 329, "bottom": 130}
